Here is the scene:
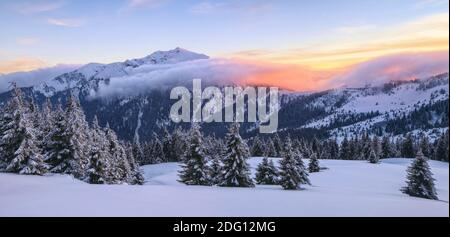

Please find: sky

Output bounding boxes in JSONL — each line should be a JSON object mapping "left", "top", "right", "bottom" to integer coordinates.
{"left": 0, "top": 0, "right": 448, "bottom": 91}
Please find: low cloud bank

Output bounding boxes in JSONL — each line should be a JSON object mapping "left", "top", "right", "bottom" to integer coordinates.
{"left": 329, "top": 51, "right": 449, "bottom": 88}
{"left": 0, "top": 64, "right": 80, "bottom": 93}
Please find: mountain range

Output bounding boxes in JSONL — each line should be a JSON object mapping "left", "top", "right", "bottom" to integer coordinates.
{"left": 0, "top": 48, "right": 448, "bottom": 141}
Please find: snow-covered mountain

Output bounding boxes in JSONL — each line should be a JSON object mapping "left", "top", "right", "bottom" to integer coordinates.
{"left": 34, "top": 47, "right": 209, "bottom": 96}
{"left": 0, "top": 48, "right": 447, "bottom": 141}
{"left": 281, "top": 73, "right": 449, "bottom": 140}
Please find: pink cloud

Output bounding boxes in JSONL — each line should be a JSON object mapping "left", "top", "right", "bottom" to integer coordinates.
{"left": 329, "top": 51, "right": 449, "bottom": 88}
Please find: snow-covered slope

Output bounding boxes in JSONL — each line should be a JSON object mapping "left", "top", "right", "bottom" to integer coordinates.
{"left": 34, "top": 47, "right": 209, "bottom": 96}
{"left": 0, "top": 158, "right": 448, "bottom": 217}
{"left": 299, "top": 73, "right": 449, "bottom": 137}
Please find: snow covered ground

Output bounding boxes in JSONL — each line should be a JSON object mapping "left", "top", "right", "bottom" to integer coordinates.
{"left": 0, "top": 158, "right": 448, "bottom": 217}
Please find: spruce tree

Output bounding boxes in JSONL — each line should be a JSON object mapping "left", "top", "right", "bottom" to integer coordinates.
{"left": 401, "top": 150, "right": 438, "bottom": 200}
{"left": 219, "top": 123, "right": 254, "bottom": 187}
{"left": 401, "top": 134, "right": 415, "bottom": 158}
{"left": 178, "top": 123, "right": 210, "bottom": 186}
{"left": 87, "top": 116, "right": 111, "bottom": 184}
{"left": 251, "top": 136, "right": 265, "bottom": 157}
{"left": 368, "top": 149, "right": 379, "bottom": 164}
{"left": 0, "top": 84, "right": 47, "bottom": 175}
{"left": 208, "top": 155, "right": 222, "bottom": 185}
{"left": 255, "top": 157, "right": 279, "bottom": 185}
{"left": 308, "top": 152, "right": 320, "bottom": 173}
{"left": 149, "top": 133, "right": 165, "bottom": 164}
{"left": 381, "top": 136, "right": 392, "bottom": 159}
{"left": 434, "top": 132, "right": 448, "bottom": 162}
{"left": 124, "top": 142, "right": 145, "bottom": 185}
{"left": 263, "top": 138, "right": 277, "bottom": 157}
{"left": 273, "top": 133, "right": 283, "bottom": 157}
{"left": 171, "top": 127, "right": 187, "bottom": 162}
{"left": 339, "top": 136, "right": 351, "bottom": 160}
{"left": 44, "top": 103, "right": 69, "bottom": 172}
{"left": 104, "top": 124, "right": 132, "bottom": 184}
{"left": 419, "top": 136, "right": 430, "bottom": 158}
{"left": 162, "top": 127, "right": 176, "bottom": 162}
{"left": 279, "top": 137, "right": 310, "bottom": 190}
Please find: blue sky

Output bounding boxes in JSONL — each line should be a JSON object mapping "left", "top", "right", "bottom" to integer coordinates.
{"left": 0, "top": 0, "right": 448, "bottom": 73}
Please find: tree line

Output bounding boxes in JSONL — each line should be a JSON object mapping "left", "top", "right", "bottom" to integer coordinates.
{"left": 0, "top": 84, "right": 144, "bottom": 185}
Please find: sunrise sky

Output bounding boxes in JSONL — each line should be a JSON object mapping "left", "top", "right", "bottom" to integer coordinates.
{"left": 0, "top": 0, "right": 448, "bottom": 90}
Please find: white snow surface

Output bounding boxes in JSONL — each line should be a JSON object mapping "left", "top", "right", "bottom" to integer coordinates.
{"left": 0, "top": 158, "right": 448, "bottom": 217}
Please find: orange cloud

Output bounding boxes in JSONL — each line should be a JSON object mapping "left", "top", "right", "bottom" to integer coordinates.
{"left": 0, "top": 58, "right": 47, "bottom": 74}
{"left": 231, "top": 50, "right": 448, "bottom": 92}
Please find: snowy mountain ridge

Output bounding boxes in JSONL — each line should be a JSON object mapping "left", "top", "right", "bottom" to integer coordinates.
{"left": 298, "top": 73, "right": 449, "bottom": 138}
{"left": 34, "top": 48, "right": 209, "bottom": 96}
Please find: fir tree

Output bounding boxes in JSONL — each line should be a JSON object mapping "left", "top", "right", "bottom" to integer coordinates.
{"left": 434, "top": 132, "right": 448, "bottom": 162}
{"left": 368, "top": 149, "right": 379, "bottom": 164}
{"left": 372, "top": 136, "right": 381, "bottom": 158}
{"left": 381, "top": 136, "right": 393, "bottom": 159}
{"left": 251, "top": 136, "right": 265, "bottom": 157}
{"left": 124, "top": 142, "right": 145, "bottom": 185}
{"left": 87, "top": 116, "right": 111, "bottom": 184}
{"left": 171, "top": 127, "right": 187, "bottom": 162}
{"left": 162, "top": 127, "right": 176, "bottom": 162}
{"left": 419, "top": 136, "right": 431, "bottom": 158}
{"left": 273, "top": 133, "right": 283, "bottom": 157}
{"left": 178, "top": 123, "right": 210, "bottom": 186}
{"left": 44, "top": 103, "right": 69, "bottom": 172}
{"left": 263, "top": 138, "right": 277, "bottom": 157}
{"left": 255, "top": 157, "right": 279, "bottom": 185}
{"left": 279, "top": 137, "right": 310, "bottom": 190}
{"left": 308, "top": 152, "right": 320, "bottom": 173}
{"left": 131, "top": 139, "right": 145, "bottom": 165}
{"left": 401, "top": 134, "right": 415, "bottom": 158}
{"left": 104, "top": 124, "right": 132, "bottom": 184}
{"left": 219, "top": 123, "right": 254, "bottom": 187}
{"left": 401, "top": 150, "right": 438, "bottom": 200}
{"left": 46, "top": 94, "right": 91, "bottom": 178}
{"left": 339, "top": 136, "right": 351, "bottom": 160}
{"left": 208, "top": 155, "right": 222, "bottom": 185}
{"left": 149, "top": 133, "right": 166, "bottom": 164}
{"left": 0, "top": 84, "right": 47, "bottom": 175}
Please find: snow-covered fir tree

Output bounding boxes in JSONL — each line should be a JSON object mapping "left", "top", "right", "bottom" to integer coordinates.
{"left": 372, "top": 136, "right": 381, "bottom": 158}
{"left": 401, "top": 134, "right": 415, "bottom": 158}
{"left": 263, "top": 138, "right": 277, "bottom": 157}
{"left": 104, "top": 123, "right": 133, "bottom": 184}
{"left": 368, "top": 149, "right": 379, "bottom": 164}
{"left": 250, "top": 136, "right": 265, "bottom": 157}
{"left": 401, "top": 150, "right": 438, "bottom": 200}
{"left": 44, "top": 103, "right": 69, "bottom": 172}
{"left": 251, "top": 136, "right": 265, "bottom": 156}
{"left": 162, "top": 127, "right": 176, "bottom": 162}
{"left": 273, "top": 133, "right": 284, "bottom": 157}
{"left": 208, "top": 155, "right": 222, "bottom": 185}
{"left": 0, "top": 84, "right": 47, "bottom": 175}
{"left": 171, "top": 127, "right": 187, "bottom": 162}
{"left": 148, "top": 133, "right": 166, "bottom": 164}
{"left": 381, "top": 136, "right": 393, "bottom": 159}
{"left": 434, "top": 131, "right": 449, "bottom": 162}
{"left": 308, "top": 152, "right": 320, "bottom": 173}
{"left": 48, "top": 94, "right": 91, "bottom": 178}
{"left": 178, "top": 123, "right": 210, "bottom": 186}
{"left": 131, "top": 139, "right": 145, "bottom": 165}
{"left": 87, "top": 116, "right": 112, "bottom": 184}
{"left": 339, "top": 136, "right": 351, "bottom": 160}
{"left": 124, "top": 141, "right": 145, "bottom": 185}
{"left": 218, "top": 123, "right": 254, "bottom": 187}
{"left": 255, "top": 157, "right": 279, "bottom": 185}
{"left": 279, "top": 137, "right": 310, "bottom": 190}
{"left": 419, "top": 136, "right": 431, "bottom": 158}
